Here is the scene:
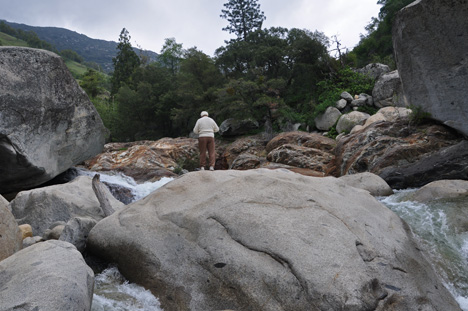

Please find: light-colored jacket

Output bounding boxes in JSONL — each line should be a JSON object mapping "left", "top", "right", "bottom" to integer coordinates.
{"left": 193, "top": 116, "right": 219, "bottom": 138}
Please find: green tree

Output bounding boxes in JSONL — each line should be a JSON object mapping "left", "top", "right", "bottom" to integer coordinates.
{"left": 159, "top": 38, "right": 184, "bottom": 75}
{"left": 171, "top": 48, "right": 226, "bottom": 133}
{"left": 220, "top": 0, "right": 266, "bottom": 40}
{"left": 349, "top": 0, "right": 414, "bottom": 68}
{"left": 60, "top": 49, "right": 84, "bottom": 63}
{"left": 80, "top": 69, "right": 106, "bottom": 98}
{"left": 110, "top": 28, "right": 140, "bottom": 95}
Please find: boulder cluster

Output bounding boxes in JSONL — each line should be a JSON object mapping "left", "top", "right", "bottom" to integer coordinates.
{"left": 1, "top": 0, "right": 468, "bottom": 309}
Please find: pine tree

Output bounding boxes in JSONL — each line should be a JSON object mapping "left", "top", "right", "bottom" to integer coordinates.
{"left": 111, "top": 28, "right": 140, "bottom": 95}
{"left": 220, "top": 0, "right": 266, "bottom": 41}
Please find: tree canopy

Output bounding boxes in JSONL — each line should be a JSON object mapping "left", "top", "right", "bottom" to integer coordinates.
{"left": 220, "top": 0, "right": 266, "bottom": 40}
{"left": 84, "top": 1, "right": 403, "bottom": 142}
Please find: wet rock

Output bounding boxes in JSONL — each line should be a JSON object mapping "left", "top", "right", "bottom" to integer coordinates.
{"left": 88, "top": 169, "right": 459, "bottom": 311}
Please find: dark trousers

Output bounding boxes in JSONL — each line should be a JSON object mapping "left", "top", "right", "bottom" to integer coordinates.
{"left": 198, "top": 137, "right": 216, "bottom": 168}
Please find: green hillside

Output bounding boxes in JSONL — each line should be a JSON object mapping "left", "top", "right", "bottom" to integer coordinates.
{"left": 0, "top": 32, "right": 28, "bottom": 47}
{"left": 0, "top": 31, "right": 102, "bottom": 79}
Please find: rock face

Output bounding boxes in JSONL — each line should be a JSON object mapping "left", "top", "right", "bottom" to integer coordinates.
{"left": 393, "top": 0, "right": 468, "bottom": 136}
{"left": 10, "top": 175, "right": 124, "bottom": 237}
{"left": 372, "top": 70, "right": 406, "bottom": 108}
{"left": 0, "top": 240, "right": 94, "bottom": 311}
{"left": 219, "top": 134, "right": 268, "bottom": 169}
{"left": 87, "top": 169, "right": 459, "bottom": 311}
{"left": 380, "top": 140, "right": 468, "bottom": 189}
{"left": 84, "top": 138, "right": 196, "bottom": 181}
{"left": 0, "top": 197, "right": 22, "bottom": 261}
{"left": 0, "top": 47, "right": 108, "bottom": 194}
{"left": 333, "top": 120, "right": 465, "bottom": 188}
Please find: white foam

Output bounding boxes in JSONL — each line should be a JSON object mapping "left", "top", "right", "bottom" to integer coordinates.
{"left": 77, "top": 168, "right": 173, "bottom": 203}
{"left": 92, "top": 267, "right": 162, "bottom": 311}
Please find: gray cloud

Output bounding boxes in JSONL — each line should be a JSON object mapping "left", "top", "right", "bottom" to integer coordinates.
{"left": 1, "top": 0, "right": 380, "bottom": 56}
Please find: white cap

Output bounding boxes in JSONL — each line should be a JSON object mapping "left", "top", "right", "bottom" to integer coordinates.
{"left": 200, "top": 111, "right": 209, "bottom": 117}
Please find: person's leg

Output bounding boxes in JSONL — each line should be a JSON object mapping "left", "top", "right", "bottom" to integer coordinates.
{"left": 198, "top": 137, "right": 208, "bottom": 169}
{"left": 207, "top": 137, "right": 216, "bottom": 169}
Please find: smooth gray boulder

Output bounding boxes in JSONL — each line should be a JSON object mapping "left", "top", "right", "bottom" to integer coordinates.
{"left": 339, "top": 172, "right": 394, "bottom": 196}
{"left": 10, "top": 175, "right": 124, "bottom": 237}
{"left": 356, "top": 63, "right": 390, "bottom": 80}
{"left": 393, "top": 0, "right": 468, "bottom": 136}
{"left": 372, "top": 70, "right": 407, "bottom": 108}
{"left": 0, "top": 240, "right": 94, "bottom": 311}
{"left": 314, "top": 106, "right": 342, "bottom": 131}
{"left": 336, "top": 111, "right": 370, "bottom": 134}
{"left": 0, "top": 196, "right": 22, "bottom": 261}
{"left": 410, "top": 180, "right": 468, "bottom": 203}
{"left": 0, "top": 47, "right": 108, "bottom": 194}
{"left": 88, "top": 169, "right": 459, "bottom": 311}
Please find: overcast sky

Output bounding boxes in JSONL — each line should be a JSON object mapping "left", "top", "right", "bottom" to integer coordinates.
{"left": 1, "top": 0, "right": 381, "bottom": 56}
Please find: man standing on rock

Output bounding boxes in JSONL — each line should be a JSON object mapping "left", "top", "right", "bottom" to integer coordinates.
{"left": 193, "top": 111, "right": 219, "bottom": 171}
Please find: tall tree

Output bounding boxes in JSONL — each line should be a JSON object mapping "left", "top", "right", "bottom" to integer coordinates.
{"left": 159, "top": 38, "right": 184, "bottom": 75}
{"left": 220, "top": 0, "right": 266, "bottom": 41}
{"left": 111, "top": 28, "right": 140, "bottom": 95}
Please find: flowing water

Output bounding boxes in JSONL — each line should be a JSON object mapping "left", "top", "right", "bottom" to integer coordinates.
{"left": 77, "top": 169, "right": 172, "bottom": 311}
{"left": 82, "top": 169, "right": 468, "bottom": 310}
{"left": 379, "top": 189, "right": 468, "bottom": 310}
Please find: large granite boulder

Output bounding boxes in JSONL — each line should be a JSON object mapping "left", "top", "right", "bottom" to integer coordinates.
{"left": 0, "top": 196, "right": 22, "bottom": 261}
{"left": 393, "top": 0, "right": 468, "bottom": 136}
{"left": 88, "top": 169, "right": 459, "bottom": 311}
{"left": 0, "top": 240, "right": 94, "bottom": 311}
{"left": 336, "top": 111, "right": 370, "bottom": 134}
{"left": 332, "top": 119, "right": 465, "bottom": 188}
{"left": 267, "top": 144, "right": 334, "bottom": 175}
{"left": 372, "top": 70, "right": 407, "bottom": 108}
{"left": 380, "top": 140, "right": 468, "bottom": 189}
{"left": 356, "top": 63, "right": 391, "bottom": 80}
{"left": 10, "top": 175, "right": 124, "bottom": 237}
{"left": 84, "top": 138, "right": 195, "bottom": 181}
{"left": 0, "top": 47, "right": 108, "bottom": 194}
{"left": 219, "top": 134, "right": 267, "bottom": 169}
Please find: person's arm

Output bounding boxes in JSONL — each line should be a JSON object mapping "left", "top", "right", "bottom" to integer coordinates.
{"left": 193, "top": 120, "right": 200, "bottom": 134}
{"left": 212, "top": 120, "right": 219, "bottom": 133}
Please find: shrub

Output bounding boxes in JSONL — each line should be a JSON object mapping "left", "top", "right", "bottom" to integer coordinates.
{"left": 315, "top": 67, "right": 374, "bottom": 118}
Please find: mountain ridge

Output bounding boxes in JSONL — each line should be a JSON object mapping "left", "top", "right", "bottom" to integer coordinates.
{"left": 1, "top": 20, "right": 158, "bottom": 73}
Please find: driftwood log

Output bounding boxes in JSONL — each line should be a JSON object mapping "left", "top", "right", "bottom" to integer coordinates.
{"left": 91, "top": 174, "right": 115, "bottom": 217}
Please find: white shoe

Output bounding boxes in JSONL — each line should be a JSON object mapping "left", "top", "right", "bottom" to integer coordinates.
{"left": 209, "top": 166, "right": 214, "bottom": 171}
{"left": 200, "top": 167, "right": 205, "bottom": 171}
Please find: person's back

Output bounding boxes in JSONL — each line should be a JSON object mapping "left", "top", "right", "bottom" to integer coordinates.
{"left": 193, "top": 111, "right": 219, "bottom": 170}
{"left": 193, "top": 116, "right": 219, "bottom": 137}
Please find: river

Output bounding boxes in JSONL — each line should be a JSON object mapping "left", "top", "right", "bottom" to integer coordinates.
{"left": 83, "top": 170, "right": 468, "bottom": 310}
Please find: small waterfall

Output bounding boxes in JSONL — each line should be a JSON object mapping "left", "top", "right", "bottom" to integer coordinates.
{"left": 379, "top": 189, "right": 468, "bottom": 310}
{"left": 78, "top": 169, "right": 172, "bottom": 311}
{"left": 77, "top": 168, "right": 174, "bottom": 203}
